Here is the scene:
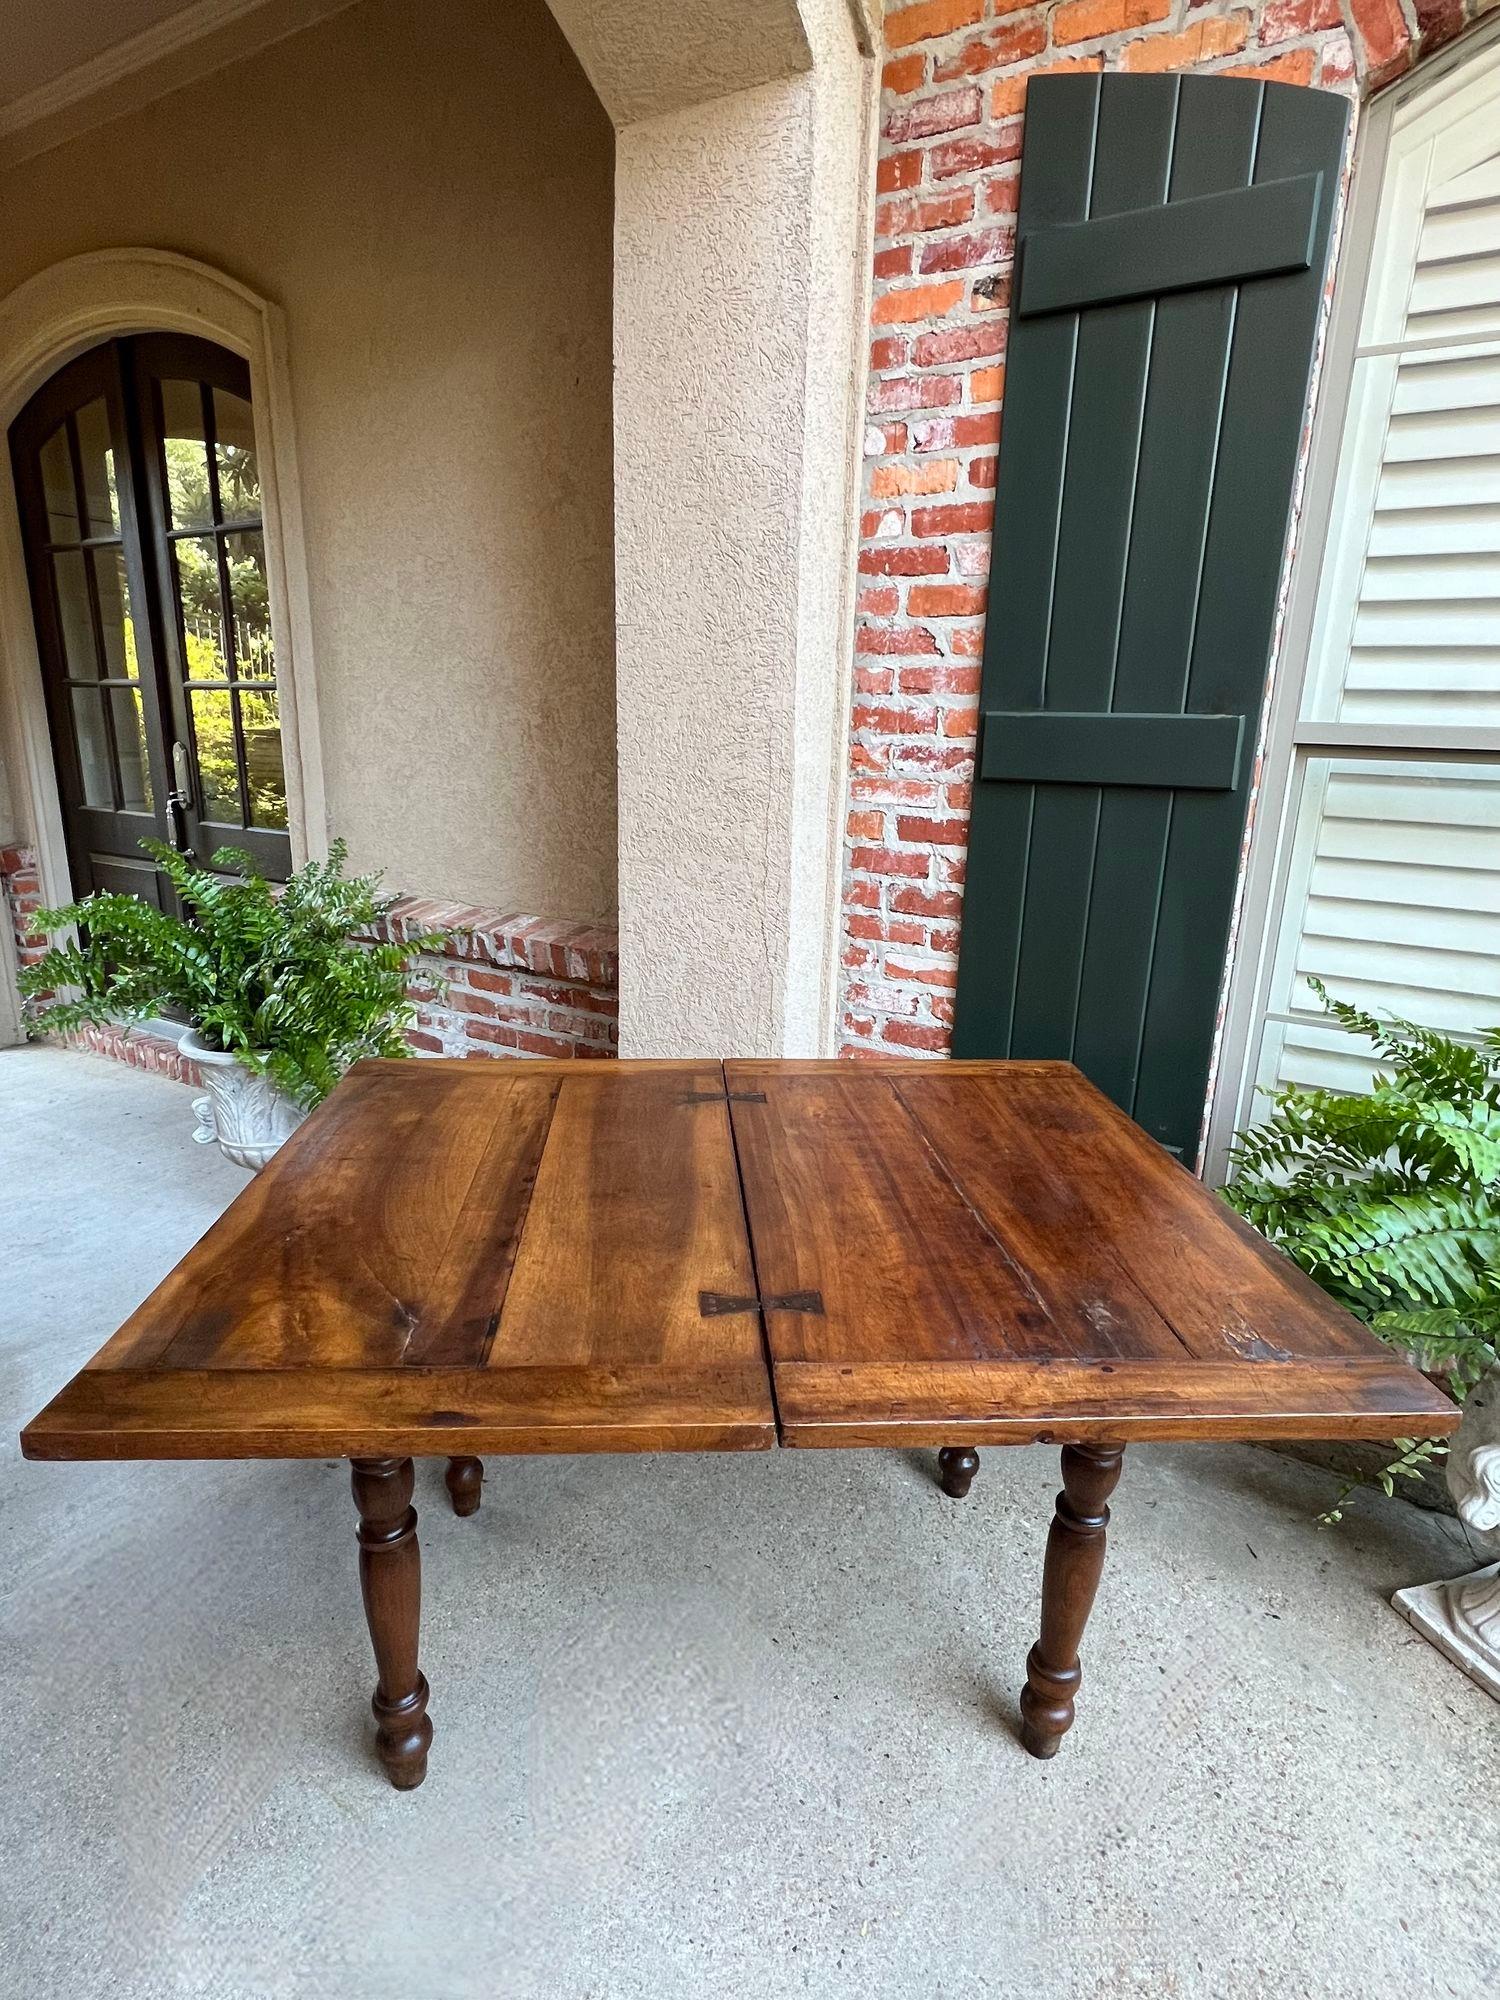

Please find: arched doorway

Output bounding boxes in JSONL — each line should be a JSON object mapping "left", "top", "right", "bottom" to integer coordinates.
{"left": 9, "top": 332, "right": 290, "bottom": 908}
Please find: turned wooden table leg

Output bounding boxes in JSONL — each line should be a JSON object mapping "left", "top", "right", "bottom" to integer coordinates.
{"left": 1019, "top": 1443, "right": 1124, "bottom": 1760}
{"left": 938, "top": 1445, "right": 979, "bottom": 1499}
{"left": 350, "top": 1457, "right": 433, "bottom": 1789}
{"left": 444, "top": 1456, "right": 483, "bottom": 1517}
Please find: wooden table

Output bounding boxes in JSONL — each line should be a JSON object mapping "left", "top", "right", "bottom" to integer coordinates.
{"left": 22, "top": 1058, "right": 1458, "bottom": 1788}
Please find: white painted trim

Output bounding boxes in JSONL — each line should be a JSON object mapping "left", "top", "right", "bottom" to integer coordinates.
{"left": 0, "top": 0, "right": 362, "bottom": 169}
{"left": 784, "top": 8, "right": 881, "bottom": 1057}
{"left": 1202, "top": 16, "right": 1500, "bottom": 1183}
{"left": 0, "top": 0, "right": 278, "bottom": 138}
{"left": 1292, "top": 724, "right": 1500, "bottom": 756}
{"left": 0, "top": 877, "right": 21, "bottom": 1046}
{"left": 0, "top": 249, "right": 326, "bottom": 1026}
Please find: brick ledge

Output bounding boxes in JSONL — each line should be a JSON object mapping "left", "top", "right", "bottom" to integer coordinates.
{"left": 65, "top": 1021, "right": 205, "bottom": 1088}
{"left": 1, "top": 852, "right": 620, "bottom": 1070}
{"left": 373, "top": 898, "right": 618, "bottom": 992}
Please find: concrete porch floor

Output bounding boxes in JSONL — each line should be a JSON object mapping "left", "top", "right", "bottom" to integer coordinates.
{"left": 1, "top": 1044, "right": 1496, "bottom": 2000}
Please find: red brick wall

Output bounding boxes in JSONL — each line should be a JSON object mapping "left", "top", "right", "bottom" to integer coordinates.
{"left": 840, "top": 0, "right": 1496, "bottom": 1059}
{"left": 374, "top": 900, "right": 619, "bottom": 1062}
{"left": 1, "top": 847, "right": 617, "bottom": 1078}
{"left": 65, "top": 1020, "right": 207, "bottom": 1086}
{"left": 1, "top": 844, "right": 45, "bottom": 982}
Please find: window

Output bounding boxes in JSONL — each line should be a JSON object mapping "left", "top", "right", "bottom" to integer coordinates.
{"left": 9, "top": 334, "right": 290, "bottom": 906}
{"left": 1207, "top": 27, "right": 1500, "bottom": 1176}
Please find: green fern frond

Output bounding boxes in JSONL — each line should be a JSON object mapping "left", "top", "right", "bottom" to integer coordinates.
{"left": 1371, "top": 1308, "right": 1499, "bottom": 1399}
{"left": 21, "top": 838, "right": 443, "bottom": 1109}
{"left": 1317, "top": 1437, "right": 1450, "bottom": 1526}
{"left": 1298, "top": 1188, "right": 1500, "bottom": 1308}
{"left": 1417, "top": 1099, "right": 1500, "bottom": 1183}
{"left": 1227, "top": 985, "right": 1498, "bottom": 1520}
{"left": 1307, "top": 978, "right": 1500, "bottom": 1101}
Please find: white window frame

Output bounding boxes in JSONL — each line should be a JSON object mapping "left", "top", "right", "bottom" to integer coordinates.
{"left": 1204, "top": 18, "right": 1500, "bottom": 1184}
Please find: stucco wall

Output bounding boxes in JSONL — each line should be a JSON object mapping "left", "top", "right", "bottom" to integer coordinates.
{"left": 556, "top": 0, "right": 877, "bottom": 1055}
{"left": 0, "top": 0, "right": 618, "bottom": 922}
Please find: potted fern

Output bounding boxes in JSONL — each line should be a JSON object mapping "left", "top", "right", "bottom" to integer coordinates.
{"left": 20, "top": 839, "right": 442, "bottom": 1171}
{"left": 1225, "top": 982, "right": 1498, "bottom": 1518}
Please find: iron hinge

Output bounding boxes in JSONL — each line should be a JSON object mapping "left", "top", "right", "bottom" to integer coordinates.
{"left": 698, "top": 1288, "right": 824, "bottom": 1318}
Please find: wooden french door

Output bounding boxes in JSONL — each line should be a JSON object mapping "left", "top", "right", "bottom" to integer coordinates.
{"left": 9, "top": 334, "right": 292, "bottom": 906}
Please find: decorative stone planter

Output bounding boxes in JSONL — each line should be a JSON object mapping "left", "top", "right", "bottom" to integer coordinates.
{"left": 180, "top": 1029, "right": 307, "bottom": 1172}
{"left": 1394, "top": 1367, "right": 1500, "bottom": 1701}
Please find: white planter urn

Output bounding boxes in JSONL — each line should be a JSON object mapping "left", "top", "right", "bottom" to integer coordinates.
{"left": 1393, "top": 1365, "right": 1500, "bottom": 1701}
{"left": 180, "top": 1029, "right": 308, "bottom": 1173}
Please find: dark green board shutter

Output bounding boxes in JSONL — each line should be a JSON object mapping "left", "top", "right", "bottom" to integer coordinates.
{"left": 951, "top": 73, "right": 1349, "bottom": 1161}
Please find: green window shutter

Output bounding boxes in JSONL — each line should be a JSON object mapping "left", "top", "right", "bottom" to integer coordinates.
{"left": 951, "top": 73, "right": 1349, "bottom": 1161}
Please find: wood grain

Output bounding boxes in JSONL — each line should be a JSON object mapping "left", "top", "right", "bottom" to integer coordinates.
{"left": 20, "top": 1365, "right": 777, "bottom": 1460}
{"left": 91, "top": 1061, "right": 558, "bottom": 1371}
{"left": 722, "top": 1070, "right": 1064, "bottom": 1363}
{"left": 1020, "top": 1444, "right": 1125, "bottom": 1759}
{"left": 726, "top": 1060, "right": 1460, "bottom": 1448}
{"left": 22, "top": 1060, "right": 776, "bottom": 1459}
{"left": 20, "top": 1057, "right": 1458, "bottom": 1465}
{"left": 920, "top": 1066, "right": 1380, "bottom": 1362}
{"left": 351, "top": 1456, "right": 432, "bottom": 1788}
{"left": 492, "top": 1066, "right": 758, "bottom": 1368}
{"left": 769, "top": 1358, "right": 1455, "bottom": 1446}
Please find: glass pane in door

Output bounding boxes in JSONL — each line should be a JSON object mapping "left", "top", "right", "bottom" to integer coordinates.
{"left": 225, "top": 531, "right": 273, "bottom": 677}
{"left": 110, "top": 686, "right": 153, "bottom": 810}
{"left": 159, "top": 380, "right": 213, "bottom": 529}
{"left": 189, "top": 686, "right": 242, "bottom": 821}
{"left": 38, "top": 424, "right": 78, "bottom": 540}
{"left": 69, "top": 687, "right": 112, "bottom": 805}
{"left": 172, "top": 536, "right": 230, "bottom": 679}
{"left": 52, "top": 550, "right": 98, "bottom": 677}
{"left": 96, "top": 549, "right": 139, "bottom": 680}
{"left": 212, "top": 388, "right": 260, "bottom": 516}
{"left": 73, "top": 398, "right": 121, "bottom": 536}
{"left": 240, "top": 684, "right": 288, "bottom": 829}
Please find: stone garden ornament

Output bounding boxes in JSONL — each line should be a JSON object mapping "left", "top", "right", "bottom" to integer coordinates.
{"left": 1393, "top": 1364, "right": 1500, "bottom": 1700}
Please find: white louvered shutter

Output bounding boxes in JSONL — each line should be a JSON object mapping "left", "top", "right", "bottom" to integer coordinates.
{"left": 1225, "top": 34, "right": 1500, "bottom": 1129}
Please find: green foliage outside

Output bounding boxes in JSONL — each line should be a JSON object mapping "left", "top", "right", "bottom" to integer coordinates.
{"left": 164, "top": 425, "right": 287, "bottom": 832}
{"left": 181, "top": 630, "right": 287, "bottom": 833}
{"left": 20, "top": 839, "right": 443, "bottom": 1110}
{"left": 1225, "top": 982, "right": 1500, "bottom": 1521}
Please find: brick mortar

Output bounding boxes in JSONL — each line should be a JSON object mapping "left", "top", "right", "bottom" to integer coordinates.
{"left": 839, "top": 0, "right": 1496, "bottom": 1062}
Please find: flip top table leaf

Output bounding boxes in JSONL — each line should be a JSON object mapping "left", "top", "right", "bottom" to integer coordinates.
{"left": 723, "top": 1061, "right": 1443, "bottom": 1447}
{"left": 24, "top": 1060, "right": 777, "bottom": 1461}
{"left": 21, "top": 1057, "right": 1457, "bottom": 1785}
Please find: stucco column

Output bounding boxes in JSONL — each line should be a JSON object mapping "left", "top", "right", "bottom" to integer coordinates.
{"left": 546, "top": 0, "right": 877, "bottom": 1055}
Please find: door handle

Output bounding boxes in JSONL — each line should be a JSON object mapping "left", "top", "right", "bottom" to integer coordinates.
{"left": 167, "top": 740, "right": 194, "bottom": 852}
